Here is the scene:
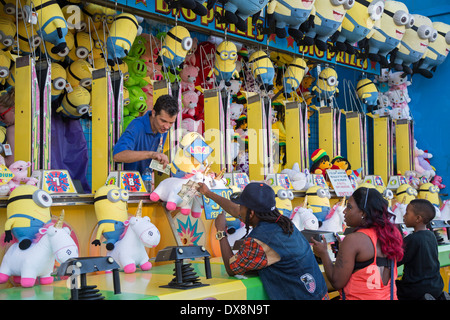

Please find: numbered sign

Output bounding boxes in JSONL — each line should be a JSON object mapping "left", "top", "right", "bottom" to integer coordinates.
{"left": 106, "top": 171, "right": 147, "bottom": 192}
{"left": 32, "top": 170, "right": 76, "bottom": 194}
{"left": 308, "top": 174, "right": 328, "bottom": 188}
{"left": 276, "top": 174, "right": 293, "bottom": 189}
{"left": 233, "top": 173, "right": 250, "bottom": 190}
{"left": 203, "top": 188, "right": 234, "bottom": 220}
{"left": 364, "top": 175, "right": 385, "bottom": 187}
{"left": 387, "top": 175, "right": 408, "bottom": 190}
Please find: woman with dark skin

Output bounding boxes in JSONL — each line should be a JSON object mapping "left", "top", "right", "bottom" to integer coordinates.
{"left": 311, "top": 187, "right": 404, "bottom": 299}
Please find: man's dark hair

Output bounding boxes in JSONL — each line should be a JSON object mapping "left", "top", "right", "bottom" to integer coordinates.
{"left": 409, "top": 199, "right": 436, "bottom": 224}
{"left": 153, "top": 94, "right": 179, "bottom": 117}
{"left": 244, "top": 208, "right": 294, "bottom": 237}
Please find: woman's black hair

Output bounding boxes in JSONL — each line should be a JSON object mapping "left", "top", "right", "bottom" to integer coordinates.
{"left": 244, "top": 208, "right": 294, "bottom": 237}
{"left": 352, "top": 187, "right": 392, "bottom": 226}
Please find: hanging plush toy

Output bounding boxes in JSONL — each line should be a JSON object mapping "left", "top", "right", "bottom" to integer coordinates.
{"left": 24, "top": 0, "right": 69, "bottom": 54}
{"left": 310, "top": 148, "right": 331, "bottom": 178}
{"left": 66, "top": 59, "right": 92, "bottom": 90}
{"left": 302, "top": 0, "right": 352, "bottom": 51}
{"left": 124, "top": 57, "right": 149, "bottom": 88}
{"left": 0, "top": 212, "right": 79, "bottom": 287}
{"left": 50, "top": 62, "right": 66, "bottom": 101}
{"left": 56, "top": 85, "right": 91, "bottom": 119}
{"left": 282, "top": 57, "right": 308, "bottom": 98}
{"left": 391, "top": 14, "right": 436, "bottom": 74}
{"left": 312, "top": 67, "right": 339, "bottom": 103}
{"left": 4, "top": 185, "right": 53, "bottom": 250}
{"left": 207, "top": 0, "right": 269, "bottom": 32}
{"left": 0, "top": 17, "right": 15, "bottom": 51}
{"left": 158, "top": 25, "right": 192, "bottom": 74}
{"left": 208, "top": 40, "right": 239, "bottom": 87}
{"left": 364, "top": 1, "right": 411, "bottom": 67}
{"left": 163, "top": 0, "right": 208, "bottom": 16}
{"left": 92, "top": 185, "right": 130, "bottom": 251}
{"left": 16, "top": 22, "right": 42, "bottom": 56}
{"left": 127, "top": 85, "right": 148, "bottom": 114}
{"left": 265, "top": 0, "right": 316, "bottom": 41}
{"left": 333, "top": 0, "right": 384, "bottom": 54}
{"left": 106, "top": 13, "right": 141, "bottom": 65}
{"left": 272, "top": 185, "right": 294, "bottom": 217}
{"left": 248, "top": 50, "right": 275, "bottom": 91}
{"left": 0, "top": 50, "right": 11, "bottom": 87}
{"left": 414, "top": 21, "right": 450, "bottom": 78}
{"left": 67, "top": 31, "right": 92, "bottom": 63}
{"left": 356, "top": 78, "right": 379, "bottom": 109}
{"left": 82, "top": 3, "right": 117, "bottom": 31}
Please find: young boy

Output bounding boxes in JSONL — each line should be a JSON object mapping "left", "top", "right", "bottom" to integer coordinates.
{"left": 396, "top": 199, "right": 447, "bottom": 300}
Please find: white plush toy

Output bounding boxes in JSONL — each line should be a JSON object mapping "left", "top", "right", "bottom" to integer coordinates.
{"left": 107, "top": 201, "right": 160, "bottom": 273}
{"left": 319, "top": 198, "right": 346, "bottom": 233}
{"left": 291, "top": 197, "right": 319, "bottom": 231}
{"left": 0, "top": 212, "right": 79, "bottom": 287}
{"left": 281, "top": 163, "right": 308, "bottom": 191}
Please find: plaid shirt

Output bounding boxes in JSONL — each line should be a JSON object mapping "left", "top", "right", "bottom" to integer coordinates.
{"left": 229, "top": 237, "right": 268, "bottom": 275}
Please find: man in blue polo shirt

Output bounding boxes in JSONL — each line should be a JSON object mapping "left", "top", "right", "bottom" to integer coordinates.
{"left": 113, "top": 95, "right": 179, "bottom": 174}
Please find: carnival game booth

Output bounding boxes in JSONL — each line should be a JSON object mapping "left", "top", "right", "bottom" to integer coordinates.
{"left": 0, "top": 0, "right": 449, "bottom": 299}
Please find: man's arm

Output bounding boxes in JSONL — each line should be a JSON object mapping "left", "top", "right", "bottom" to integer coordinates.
{"left": 113, "top": 150, "right": 170, "bottom": 166}
{"left": 197, "top": 182, "right": 240, "bottom": 218}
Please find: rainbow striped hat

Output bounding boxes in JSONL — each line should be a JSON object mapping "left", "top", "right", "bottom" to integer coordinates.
{"left": 311, "top": 148, "right": 327, "bottom": 164}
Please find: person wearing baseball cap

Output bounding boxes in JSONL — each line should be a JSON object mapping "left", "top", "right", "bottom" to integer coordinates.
{"left": 197, "top": 181, "right": 328, "bottom": 300}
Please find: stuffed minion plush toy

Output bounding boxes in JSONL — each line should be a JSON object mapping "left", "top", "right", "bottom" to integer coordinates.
{"left": 282, "top": 57, "right": 308, "bottom": 98}
{"left": 50, "top": 62, "right": 67, "bottom": 101}
{"left": 57, "top": 85, "right": 91, "bottom": 119}
{"left": 248, "top": 50, "right": 275, "bottom": 91}
{"left": 106, "top": 13, "right": 141, "bottom": 65}
{"left": 158, "top": 25, "right": 192, "bottom": 74}
{"left": 0, "top": 17, "right": 15, "bottom": 50}
{"left": 310, "top": 148, "right": 331, "bottom": 178}
{"left": 66, "top": 59, "right": 93, "bottom": 89}
{"left": 305, "top": 184, "right": 331, "bottom": 223}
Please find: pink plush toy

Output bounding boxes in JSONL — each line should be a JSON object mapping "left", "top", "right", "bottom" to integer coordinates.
{"left": 413, "top": 141, "right": 436, "bottom": 180}
{"left": 432, "top": 175, "right": 446, "bottom": 189}
{"left": 182, "top": 90, "right": 201, "bottom": 117}
{"left": 7, "top": 161, "right": 38, "bottom": 193}
{"left": 180, "top": 64, "right": 200, "bottom": 92}
{"left": 181, "top": 118, "right": 204, "bottom": 135}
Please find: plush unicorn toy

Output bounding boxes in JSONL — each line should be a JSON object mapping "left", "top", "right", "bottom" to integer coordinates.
{"left": 0, "top": 211, "right": 79, "bottom": 287}
{"left": 107, "top": 201, "right": 160, "bottom": 273}
{"left": 291, "top": 196, "right": 320, "bottom": 231}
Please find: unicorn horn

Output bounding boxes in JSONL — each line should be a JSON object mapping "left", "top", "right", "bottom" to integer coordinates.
{"left": 302, "top": 195, "right": 308, "bottom": 208}
{"left": 55, "top": 210, "right": 65, "bottom": 229}
{"left": 136, "top": 200, "right": 143, "bottom": 217}
{"left": 340, "top": 196, "right": 346, "bottom": 207}
{"left": 216, "top": 168, "right": 226, "bottom": 180}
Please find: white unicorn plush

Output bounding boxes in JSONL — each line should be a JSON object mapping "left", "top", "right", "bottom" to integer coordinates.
{"left": 150, "top": 171, "right": 206, "bottom": 217}
{"left": 437, "top": 200, "right": 450, "bottom": 222}
{"left": 108, "top": 201, "right": 161, "bottom": 273}
{"left": 0, "top": 211, "right": 79, "bottom": 287}
{"left": 319, "top": 197, "right": 346, "bottom": 233}
{"left": 291, "top": 196, "right": 319, "bottom": 231}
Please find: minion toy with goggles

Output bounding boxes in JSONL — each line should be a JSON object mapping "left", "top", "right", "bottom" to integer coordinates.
{"left": 0, "top": 17, "right": 16, "bottom": 50}
{"left": 15, "top": 21, "right": 42, "bottom": 56}
{"left": 375, "top": 185, "right": 394, "bottom": 208}
{"left": 248, "top": 50, "right": 275, "bottom": 91}
{"left": 106, "top": 13, "right": 141, "bottom": 65}
{"left": 282, "top": 57, "right": 308, "bottom": 98}
{"left": 57, "top": 85, "right": 91, "bottom": 119}
{"left": 209, "top": 40, "right": 240, "bottom": 87}
{"left": 391, "top": 14, "right": 436, "bottom": 74}
{"left": 364, "top": 1, "right": 412, "bottom": 67}
{"left": 305, "top": 185, "right": 331, "bottom": 223}
{"left": 312, "top": 67, "right": 339, "bottom": 103}
{"left": 356, "top": 77, "right": 379, "bottom": 109}
{"left": 272, "top": 185, "right": 294, "bottom": 217}
{"left": 4, "top": 185, "right": 53, "bottom": 250}
{"left": 417, "top": 182, "right": 441, "bottom": 209}
{"left": 82, "top": 2, "right": 116, "bottom": 31}
{"left": 92, "top": 185, "right": 129, "bottom": 251}
{"left": 23, "top": 0, "right": 69, "bottom": 55}
{"left": 0, "top": 50, "right": 11, "bottom": 87}
{"left": 66, "top": 59, "right": 92, "bottom": 89}
{"left": 414, "top": 21, "right": 450, "bottom": 79}
{"left": 50, "top": 62, "right": 67, "bottom": 101}
{"left": 302, "top": 0, "right": 353, "bottom": 52}
{"left": 158, "top": 25, "right": 192, "bottom": 74}
{"left": 0, "top": 0, "right": 24, "bottom": 21}
{"left": 265, "top": 0, "right": 316, "bottom": 41}
{"left": 67, "top": 31, "right": 92, "bottom": 63}
{"left": 333, "top": 0, "right": 385, "bottom": 54}
{"left": 395, "top": 183, "right": 417, "bottom": 205}
{"left": 41, "top": 30, "right": 73, "bottom": 62}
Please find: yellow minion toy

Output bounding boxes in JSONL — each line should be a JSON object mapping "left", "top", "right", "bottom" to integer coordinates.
{"left": 41, "top": 30, "right": 74, "bottom": 62}
{"left": 248, "top": 50, "right": 275, "bottom": 91}
{"left": 15, "top": 21, "right": 41, "bottom": 55}
{"left": 50, "top": 62, "right": 67, "bottom": 101}
{"left": 356, "top": 78, "right": 379, "bottom": 107}
{"left": 305, "top": 184, "right": 331, "bottom": 223}
{"left": 159, "top": 25, "right": 192, "bottom": 73}
{"left": 0, "top": 50, "right": 11, "bottom": 86}
{"left": 366, "top": 0, "right": 411, "bottom": 66}
{"left": 82, "top": 2, "right": 116, "bottom": 31}
{"left": 417, "top": 182, "right": 440, "bottom": 208}
{"left": 0, "top": 17, "right": 15, "bottom": 50}
{"left": 57, "top": 85, "right": 91, "bottom": 119}
{"left": 92, "top": 185, "right": 129, "bottom": 251}
{"left": 106, "top": 13, "right": 141, "bottom": 64}
{"left": 312, "top": 67, "right": 339, "bottom": 103}
{"left": 392, "top": 14, "right": 435, "bottom": 74}
{"left": 67, "top": 31, "right": 92, "bottom": 62}
{"left": 415, "top": 21, "right": 450, "bottom": 78}
{"left": 272, "top": 185, "right": 294, "bottom": 217}
{"left": 4, "top": 185, "right": 53, "bottom": 250}
{"left": 66, "top": 59, "right": 93, "bottom": 89}
{"left": 395, "top": 183, "right": 417, "bottom": 205}
{"left": 209, "top": 40, "right": 240, "bottom": 87}
{"left": 282, "top": 56, "right": 308, "bottom": 98}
